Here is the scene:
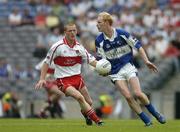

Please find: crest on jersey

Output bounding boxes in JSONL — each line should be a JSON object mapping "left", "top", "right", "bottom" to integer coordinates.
{"left": 105, "top": 43, "right": 111, "bottom": 49}
{"left": 46, "top": 56, "right": 50, "bottom": 59}
{"left": 117, "top": 40, "right": 122, "bottom": 46}
{"left": 75, "top": 50, "right": 81, "bottom": 55}
{"left": 63, "top": 50, "right": 67, "bottom": 54}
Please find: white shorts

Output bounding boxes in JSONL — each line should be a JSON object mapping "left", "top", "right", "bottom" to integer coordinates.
{"left": 109, "top": 63, "right": 138, "bottom": 81}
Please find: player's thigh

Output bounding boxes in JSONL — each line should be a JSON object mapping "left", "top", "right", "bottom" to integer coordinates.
{"left": 79, "top": 86, "right": 92, "bottom": 105}
{"left": 115, "top": 80, "right": 131, "bottom": 97}
{"left": 65, "top": 86, "right": 83, "bottom": 100}
{"left": 48, "top": 85, "right": 64, "bottom": 96}
{"left": 129, "top": 77, "right": 142, "bottom": 93}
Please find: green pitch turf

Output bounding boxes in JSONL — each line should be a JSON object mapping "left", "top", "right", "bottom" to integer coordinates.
{"left": 0, "top": 119, "right": 179, "bottom": 132}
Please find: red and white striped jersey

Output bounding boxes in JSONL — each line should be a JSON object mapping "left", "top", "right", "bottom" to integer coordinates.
{"left": 44, "top": 37, "right": 95, "bottom": 78}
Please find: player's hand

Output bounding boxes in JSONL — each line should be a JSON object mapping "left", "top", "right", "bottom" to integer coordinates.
{"left": 145, "top": 61, "right": 158, "bottom": 73}
{"left": 35, "top": 80, "right": 46, "bottom": 90}
{"left": 98, "top": 72, "right": 109, "bottom": 77}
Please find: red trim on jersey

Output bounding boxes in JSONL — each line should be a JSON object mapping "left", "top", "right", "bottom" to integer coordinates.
{"left": 47, "top": 68, "right": 54, "bottom": 74}
{"left": 54, "top": 56, "right": 82, "bottom": 66}
{"left": 50, "top": 43, "right": 63, "bottom": 65}
{"left": 85, "top": 51, "right": 89, "bottom": 63}
{"left": 63, "top": 37, "right": 79, "bottom": 48}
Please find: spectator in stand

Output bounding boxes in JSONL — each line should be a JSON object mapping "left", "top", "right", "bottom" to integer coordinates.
{"left": 164, "top": 40, "right": 180, "bottom": 70}
{"left": 8, "top": 7, "right": 22, "bottom": 28}
{"left": 21, "top": 8, "right": 34, "bottom": 26}
{"left": 164, "top": 40, "right": 180, "bottom": 57}
{"left": 120, "top": 8, "right": 135, "bottom": 25}
{"left": 33, "top": 44, "right": 48, "bottom": 59}
{"left": 36, "top": 28, "right": 51, "bottom": 49}
{"left": 0, "top": 0, "right": 7, "bottom": 3}
{"left": 48, "top": 27, "right": 63, "bottom": 47}
{"left": 157, "top": 12, "right": 169, "bottom": 29}
{"left": 50, "top": 0, "right": 62, "bottom": 17}
{"left": 108, "top": 0, "right": 122, "bottom": 14}
{"left": 45, "top": 11, "right": 60, "bottom": 29}
{"left": 34, "top": 10, "right": 47, "bottom": 29}
{"left": 142, "top": 11, "right": 156, "bottom": 28}
{"left": 25, "top": 65, "right": 38, "bottom": 79}
{"left": 33, "top": 28, "right": 51, "bottom": 59}
{"left": 0, "top": 56, "right": 13, "bottom": 79}
{"left": 154, "top": 35, "right": 169, "bottom": 60}
{"left": 36, "top": 0, "right": 52, "bottom": 15}
{"left": 13, "top": 65, "right": 24, "bottom": 80}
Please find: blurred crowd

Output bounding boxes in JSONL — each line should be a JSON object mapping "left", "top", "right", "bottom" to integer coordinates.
{"left": 5, "top": 0, "right": 180, "bottom": 65}
{"left": 0, "top": 55, "right": 38, "bottom": 81}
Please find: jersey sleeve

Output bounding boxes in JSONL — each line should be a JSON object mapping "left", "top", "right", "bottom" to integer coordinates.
{"left": 95, "top": 39, "right": 106, "bottom": 60}
{"left": 119, "top": 29, "right": 142, "bottom": 50}
{"left": 79, "top": 45, "right": 96, "bottom": 64}
{"left": 44, "top": 45, "right": 58, "bottom": 66}
{"left": 126, "top": 35, "right": 142, "bottom": 50}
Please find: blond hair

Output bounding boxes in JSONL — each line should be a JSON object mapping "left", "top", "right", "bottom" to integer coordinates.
{"left": 98, "top": 12, "right": 113, "bottom": 26}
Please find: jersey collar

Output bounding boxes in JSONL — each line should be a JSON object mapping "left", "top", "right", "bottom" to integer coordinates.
{"left": 103, "top": 28, "right": 117, "bottom": 41}
{"left": 63, "top": 37, "right": 78, "bottom": 48}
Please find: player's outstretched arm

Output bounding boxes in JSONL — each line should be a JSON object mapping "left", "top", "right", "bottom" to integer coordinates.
{"left": 138, "top": 47, "right": 158, "bottom": 73}
{"left": 35, "top": 63, "right": 49, "bottom": 89}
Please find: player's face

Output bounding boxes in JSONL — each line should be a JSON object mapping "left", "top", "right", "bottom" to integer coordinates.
{"left": 65, "top": 25, "right": 77, "bottom": 41}
{"left": 96, "top": 16, "right": 106, "bottom": 32}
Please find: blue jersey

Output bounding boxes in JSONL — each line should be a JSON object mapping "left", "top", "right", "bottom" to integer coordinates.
{"left": 95, "top": 28, "right": 142, "bottom": 74}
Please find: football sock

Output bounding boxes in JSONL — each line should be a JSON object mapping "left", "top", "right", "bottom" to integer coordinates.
{"left": 145, "top": 103, "right": 159, "bottom": 118}
{"left": 138, "top": 112, "right": 151, "bottom": 124}
{"left": 85, "top": 109, "right": 100, "bottom": 123}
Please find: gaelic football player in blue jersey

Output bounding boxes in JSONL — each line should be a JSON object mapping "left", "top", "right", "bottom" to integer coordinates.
{"left": 95, "top": 12, "right": 166, "bottom": 126}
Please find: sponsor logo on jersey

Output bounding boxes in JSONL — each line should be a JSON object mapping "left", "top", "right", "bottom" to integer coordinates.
{"left": 105, "top": 45, "right": 131, "bottom": 59}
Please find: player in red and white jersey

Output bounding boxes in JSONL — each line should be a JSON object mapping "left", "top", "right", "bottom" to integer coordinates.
{"left": 35, "top": 23, "right": 103, "bottom": 126}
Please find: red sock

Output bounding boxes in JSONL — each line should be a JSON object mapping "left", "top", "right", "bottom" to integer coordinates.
{"left": 86, "top": 109, "right": 100, "bottom": 123}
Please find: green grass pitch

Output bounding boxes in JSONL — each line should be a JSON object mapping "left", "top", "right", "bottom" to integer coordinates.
{"left": 0, "top": 119, "right": 179, "bottom": 132}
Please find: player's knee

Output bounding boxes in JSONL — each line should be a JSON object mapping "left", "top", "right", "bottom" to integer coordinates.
{"left": 134, "top": 92, "right": 143, "bottom": 99}
{"left": 87, "top": 99, "right": 93, "bottom": 106}
{"left": 76, "top": 95, "right": 85, "bottom": 103}
{"left": 125, "top": 94, "right": 133, "bottom": 102}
